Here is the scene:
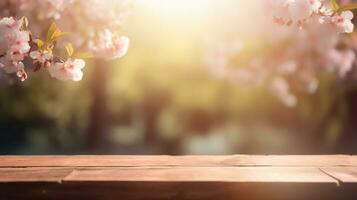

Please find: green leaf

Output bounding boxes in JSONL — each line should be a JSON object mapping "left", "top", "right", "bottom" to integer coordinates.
{"left": 74, "top": 52, "right": 95, "bottom": 59}
{"left": 331, "top": 0, "right": 340, "bottom": 12}
{"left": 46, "top": 22, "right": 58, "bottom": 42}
{"left": 46, "top": 23, "right": 68, "bottom": 42}
{"left": 52, "top": 31, "right": 69, "bottom": 41}
{"left": 337, "top": 4, "right": 357, "bottom": 12}
{"left": 35, "top": 39, "right": 44, "bottom": 48}
{"left": 65, "top": 43, "right": 74, "bottom": 57}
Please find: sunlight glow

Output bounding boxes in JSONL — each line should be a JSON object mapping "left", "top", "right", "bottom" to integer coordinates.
{"left": 137, "top": 0, "right": 221, "bottom": 16}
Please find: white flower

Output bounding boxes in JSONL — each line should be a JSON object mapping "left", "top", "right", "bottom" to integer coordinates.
{"left": 308, "top": 0, "right": 322, "bottom": 13}
{"left": 48, "top": 58, "right": 85, "bottom": 81}
{"left": 0, "top": 17, "right": 20, "bottom": 29}
{"left": 331, "top": 11, "right": 354, "bottom": 33}
{"left": 111, "top": 36, "right": 130, "bottom": 59}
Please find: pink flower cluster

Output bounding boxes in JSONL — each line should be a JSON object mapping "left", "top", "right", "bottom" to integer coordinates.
{"left": 269, "top": 0, "right": 354, "bottom": 33}
{"left": 0, "top": 17, "right": 30, "bottom": 81}
{"left": 0, "top": 17, "right": 86, "bottom": 82}
{"left": 48, "top": 58, "right": 85, "bottom": 81}
{"left": 69, "top": 0, "right": 131, "bottom": 60}
{"left": 207, "top": 0, "right": 357, "bottom": 107}
{"left": 30, "top": 50, "right": 86, "bottom": 82}
{"left": 88, "top": 29, "right": 130, "bottom": 60}
{"left": 0, "top": 0, "right": 131, "bottom": 82}
{"left": 6, "top": 0, "right": 72, "bottom": 19}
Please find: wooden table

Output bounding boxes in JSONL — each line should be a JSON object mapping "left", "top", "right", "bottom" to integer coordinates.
{"left": 1, "top": 155, "right": 357, "bottom": 199}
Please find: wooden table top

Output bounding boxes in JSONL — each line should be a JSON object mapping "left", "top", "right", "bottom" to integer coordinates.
{"left": 1, "top": 155, "right": 357, "bottom": 200}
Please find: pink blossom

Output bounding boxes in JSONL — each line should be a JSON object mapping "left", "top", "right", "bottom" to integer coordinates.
{"left": 331, "top": 11, "right": 354, "bottom": 33}
{"left": 7, "top": 31, "right": 31, "bottom": 61}
{"left": 328, "top": 49, "right": 356, "bottom": 77}
{"left": 0, "top": 0, "right": 131, "bottom": 82}
{"left": 89, "top": 29, "right": 130, "bottom": 60}
{"left": 269, "top": 0, "right": 355, "bottom": 32}
{"left": 0, "top": 17, "right": 30, "bottom": 80}
{"left": 9, "top": 0, "right": 72, "bottom": 19}
{"left": 48, "top": 59, "right": 85, "bottom": 81}
{"left": 0, "top": 17, "right": 21, "bottom": 55}
{"left": 0, "top": 17, "right": 30, "bottom": 60}
{"left": 269, "top": 0, "right": 321, "bottom": 26}
{"left": 270, "top": 77, "right": 297, "bottom": 107}
{"left": 0, "top": 56, "right": 24, "bottom": 74}
{"left": 16, "top": 69, "right": 27, "bottom": 82}
{"left": 30, "top": 51, "right": 53, "bottom": 63}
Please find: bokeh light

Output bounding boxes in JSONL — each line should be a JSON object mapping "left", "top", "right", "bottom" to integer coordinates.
{"left": 1, "top": 0, "right": 357, "bottom": 155}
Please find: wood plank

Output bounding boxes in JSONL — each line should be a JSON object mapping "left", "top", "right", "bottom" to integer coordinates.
{"left": 63, "top": 167, "right": 338, "bottom": 184}
{"left": 0, "top": 166, "right": 338, "bottom": 184}
{"left": 0, "top": 182, "right": 343, "bottom": 200}
{"left": 0, "top": 155, "right": 356, "bottom": 167}
{"left": 0, "top": 168, "right": 73, "bottom": 183}
{"left": 1, "top": 156, "right": 356, "bottom": 200}
{"left": 321, "top": 167, "right": 357, "bottom": 183}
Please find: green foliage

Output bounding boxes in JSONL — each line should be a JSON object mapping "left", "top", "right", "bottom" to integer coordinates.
{"left": 332, "top": 0, "right": 357, "bottom": 13}
{"left": 337, "top": 4, "right": 357, "bottom": 12}
{"left": 46, "top": 22, "right": 68, "bottom": 43}
{"left": 65, "top": 43, "right": 74, "bottom": 58}
{"left": 331, "top": 0, "right": 340, "bottom": 12}
{"left": 74, "top": 52, "right": 95, "bottom": 59}
{"left": 35, "top": 39, "right": 44, "bottom": 48}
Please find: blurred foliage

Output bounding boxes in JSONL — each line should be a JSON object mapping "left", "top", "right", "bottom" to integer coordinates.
{"left": 1, "top": 1, "right": 357, "bottom": 154}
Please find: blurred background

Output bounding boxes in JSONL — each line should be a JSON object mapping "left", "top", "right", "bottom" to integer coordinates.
{"left": 1, "top": 0, "right": 357, "bottom": 155}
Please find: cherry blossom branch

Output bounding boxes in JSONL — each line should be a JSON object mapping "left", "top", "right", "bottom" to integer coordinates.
{"left": 0, "top": 0, "right": 131, "bottom": 82}
{"left": 207, "top": 0, "right": 357, "bottom": 107}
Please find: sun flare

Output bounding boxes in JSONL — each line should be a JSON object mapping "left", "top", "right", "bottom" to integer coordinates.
{"left": 137, "top": 0, "right": 221, "bottom": 16}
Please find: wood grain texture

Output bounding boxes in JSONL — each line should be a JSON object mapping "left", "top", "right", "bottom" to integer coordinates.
{"left": 63, "top": 167, "right": 337, "bottom": 183}
{"left": 0, "top": 155, "right": 356, "bottom": 200}
{"left": 0, "top": 168, "right": 73, "bottom": 183}
{"left": 0, "top": 155, "right": 356, "bottom": 167}
{"left": 321, "top": 167, "right": 357, "bottom": 183}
